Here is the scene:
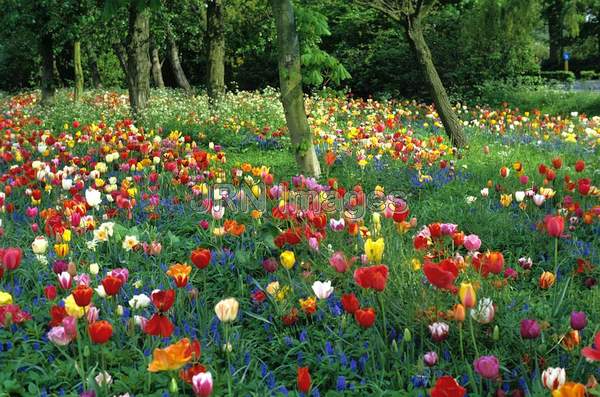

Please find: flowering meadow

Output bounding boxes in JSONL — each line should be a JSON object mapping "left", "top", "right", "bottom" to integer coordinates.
{"left": 0, "top": 88, "right": 600, "bottom": 397}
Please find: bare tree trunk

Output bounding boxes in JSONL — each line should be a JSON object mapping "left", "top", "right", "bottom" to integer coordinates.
{"left": 206, "top": 0, "right": 225, "bottom": 98}
{"left": 87, "top": 43, "right": 102, "bottom": 88}
{"left": 405, "top": 15, "right": 466, "bottom": 148}
{"left": 166, "top": 24, "right": 192, "bottom": 92}
{"left": 151, "top": 46, "right": 165, "bottom": 88}
{"left": 269, "top": 0, "right": 321, "bottom": 177}
{"left": 126, "top": 3, "right": 151, "bottom": 116}
{"left": 73, "top": 40, "right": 84, "bottom": 101}
{"left": 39, "top": 32, "right": 55, "bottom": 106}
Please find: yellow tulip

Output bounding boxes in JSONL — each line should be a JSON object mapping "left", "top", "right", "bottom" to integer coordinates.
{"left": 280, "top": 251, "right": 296, "bottom": 270}
{"left": 0, "top": 291, "right": 13, "bottom": 305}
{"left": 364, "top": 238, "right": 384, "bottom": 263}
{"left": 54, "top": 243, "right": 69, "bottom": 258}
{"left": 63, "top": 294, "right": 86, "bottom": 318}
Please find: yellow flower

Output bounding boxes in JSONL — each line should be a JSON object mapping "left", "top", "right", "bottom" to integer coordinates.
{"left": 0, "top": 291, "right": 13, "bottom": 305}
{"left": 500, "top": 194, "right": 513, "bottom": 207}
{"left": 411, "top": 258, "right": 421, "bottom": 271}
{"left": 539, "top": 271, "right": 556, "bottom": 289}
{"left": 280, "top": 251, "right": 296, "bottom": 270}
{"left": 364, "top": 238, "right": 384, "bottom": 263}
{"left": 63, "top": 294, "right": 86, "bottom": 318}
{"left": 458, "top": 282, "right": 477, "bottom": 308}
{"left": 62, "top": 229, "right": 72, "bottom": 242}
{"left": 266, "top": 281, "right": 280, "bottom": 296}
{"left": 214, "top": 297, "right": 239, "bottom": 323}
{"left": 54, "top": 243, "right": 69, "bottom": 258}
{"left": 147, "top": 338, "right": 193, "bottom": 372}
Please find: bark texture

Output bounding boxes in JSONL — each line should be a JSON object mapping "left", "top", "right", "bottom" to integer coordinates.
{"left": 405, "top": 15, "right": 466, "bottom": 148}
{"left": 126, "top": 4, "right": 151, "bottom": 116}
{"left": 270, "top": 0, "right": 321, "bottom": 177}
{"left": 206, "top": 0, "right": 225, "bottom": 98}
{"left": 73, "top": 40, "right": 84, "bottom": 100}
{"left": 40, "top": 32, "right": 55, "bottom": 106}
{"left": 151, "top": 46, "right": 165, "bottom": 89}
{"left": 166, "top": 25, "right": 192, "bottom": 92}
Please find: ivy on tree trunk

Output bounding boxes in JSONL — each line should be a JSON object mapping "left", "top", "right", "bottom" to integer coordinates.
{"left": 73, "top": 40, "right": 84, "bottom": 101}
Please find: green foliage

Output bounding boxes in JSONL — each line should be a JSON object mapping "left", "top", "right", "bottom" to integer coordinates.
{"left": 97, "top": 52, "right": 126, "bottom": 88}
{"left": 580, "top": 70, "right": 600, "bottom": 80}
{"left": 539, "top": 70, "right": 576, "bottom": 82}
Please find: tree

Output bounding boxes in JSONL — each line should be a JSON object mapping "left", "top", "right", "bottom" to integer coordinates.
{"left": 150, "top": 41, "right": 165, "bottom": 88}
{"left": 126, "top": 2, "right": 152, "bottom": 115}
{"left": 269, "top": 0, "right": 321, "bottom": 177}
{"left": 166, "top": 23, "right": 193, "bottom": 91}
{"left": 207, "top": 0, "right": 226, "bottom": 98}
{"left": 356, "top": 0, "right": 466, "bottom": 148}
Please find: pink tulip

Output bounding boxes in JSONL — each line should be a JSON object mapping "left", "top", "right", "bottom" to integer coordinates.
{"left": 192, "top": 371, "right": 213, "bottom": 397}
{"left": 329, "top": 252, "right": 351, "bottom": 273}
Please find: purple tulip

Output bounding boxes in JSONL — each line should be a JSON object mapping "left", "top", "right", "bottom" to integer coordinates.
{"left": 423, "top": 351, "right": 438, "bottom": 367}
{"left": 570, "top": 311, "right": 587, "bottom": 330}
{"left": 520, "top": 319, "right": 541, "bottom": 339}
{"left": 262, "top": 257, "right": 278, "bottom": 273}
{"left": 52, "top": 260, "right": 69, "bottom": 274}
{"left": 473, "top": 355, "right": 500, "bottom": 379}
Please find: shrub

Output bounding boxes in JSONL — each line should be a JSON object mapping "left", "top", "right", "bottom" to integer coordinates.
{"left": 580, "top": 70, "right": 600, "bottom": 80}
{"left": 539, "top": 71, "right": 576, "bottom": 82}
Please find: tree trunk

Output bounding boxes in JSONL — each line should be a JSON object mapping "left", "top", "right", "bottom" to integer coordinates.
{"left": 73, "top": 40, "right": 84, "bottom": 101}
{"left": 269, "top": 0, "right": 321, "bottom": 177}
{"left": 87, "top": 43, "right": 102, "bottom": 88}
{"left": 405, "top": 16, "right": 466, "bottom": 148}
{"left": 39, "top": 32, "right": 55, "bottom": 106}
{"left": 151, "top": 46, "right": 165, "bottom": 88}
{"left": 166, "top": 25, "right": 192, "bottom": 92}
{"left": 206, "top": 0, "right": 225, "bottom": 98}
{"left": 547, "top": 1, "right": 563, "bottom": 68}
{"left": 126, "top": 4, "right": 151, "bottom": 116}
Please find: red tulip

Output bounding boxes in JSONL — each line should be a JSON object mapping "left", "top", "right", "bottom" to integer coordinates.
{"left": 101, "top": 275, "right": 123, "bottom": 296}
{"left": 88, "top": 321, "right": 113, "bottom": 344}
{"left": 297, "top": 367, "right": 311, "bottom": 393}
{"left": 577, "top": 178, "right": 591, "bottom": 196}
{"left": 190, "top": 248, "right": 212, "bottom": 269}
{"left": 431, "top": 375, "right": 466, "bottom": 397}
{"left": 575, "top": 160, "right": 585, "bottom": 172}
{"left": 472, "top": 252, "right": 504, "bottom": 277}
{"left": 423, "top": 259, "right": 458, "bottom": 292}
{"left": 551, "top": 157, "right": 562, "bottom": 169}
{"left": 582, "top": 332, "right": 600, "bottom": 361}
{"left": 354, "top": 307, "right": 376, "bottom": 328}
{"left": 44, "top": 285, "right": 57, "bottom": 300}
{"left": 72, "top": 285, "right": 93, "bottom": 307}
{"left": 151, "top": 289, "right": 176, "bottom": 312}
{"left": 341, "top": 293, "right": 360, "bottom": 314}
{"left": 1, "top": 247, "right": 22, "bottom": 270}
{"left": 144, "top": 313, "right": 174, "bottom": 337}
{"left": 353, "top": 265, "right": 389, "bottom": 291}
{"left": 544, "top": 215, "right": 564, "bottom": 238}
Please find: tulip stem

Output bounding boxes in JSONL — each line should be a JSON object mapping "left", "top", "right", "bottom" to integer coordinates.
{"left": 377, "top": 293, "right": 388, "bottom": 344}
{"left": 554, "top": 237, "right": 559, "bottom": 273}
{"left": 225, "top": 324, "right": 232, "bottom": 396}
{"left": 75, "top": 323, "right": 87, "bottom": 391}
{"left": 468, "top": 315, "right": 479, "bottom": 357}
{"left": 459, "top": 322, "right": 464, "bottom": 361}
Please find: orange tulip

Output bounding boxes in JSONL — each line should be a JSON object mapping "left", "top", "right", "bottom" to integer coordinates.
{"left": 453, "top": 304, "right": 466, "bottom": 322}
{"left": 166, "top": 263, "right": 192, "bottom": 288}
{"left": 539, "top": 271, "right": 556, "bottom": 289}
{"left": 551, "top": 382, "right": 586, "bottom": 397}
{"left": 148, "top": 338, "right": 193, "bottom": 372}
{"left": 561, "top": 330, "right": 581, "bottom": 351}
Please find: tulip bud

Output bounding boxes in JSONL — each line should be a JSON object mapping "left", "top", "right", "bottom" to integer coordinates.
{"left": 403, "top": 328, "right": 412, "bottom": 342}
{"left": 391, "top": 339, "right": 398, "bottom": 352}
{"left": 67, "top": 262, "right": 77, "bottom": 277}
{"left": 169, "top": 377, "right": 179, "bottom": 394}
{"left": 83, "top": 345, "right": 90, "bottom": 358}
{"left": 493, "top": 325, "right": 500, "bottom": 341}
